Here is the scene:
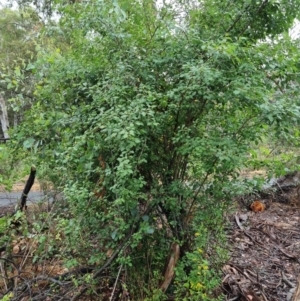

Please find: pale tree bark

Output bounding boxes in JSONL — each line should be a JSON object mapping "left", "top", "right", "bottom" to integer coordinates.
{"left": 0, "top": 93, "right": 10, "bottom": 139}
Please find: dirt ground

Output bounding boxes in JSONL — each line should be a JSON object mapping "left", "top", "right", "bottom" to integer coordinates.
{"left": 0, "top": 177, "right": 42, "bottom": 192}
{"left": 223, "top": 172, "right": 300, "bottom": 301}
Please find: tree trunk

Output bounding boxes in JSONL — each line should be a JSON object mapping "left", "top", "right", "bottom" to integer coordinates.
{"left": 20, "top": 166, "right": 36, "bottom": 211}
{"left": 0, "top": 93, "right": 9, "bottom": 139}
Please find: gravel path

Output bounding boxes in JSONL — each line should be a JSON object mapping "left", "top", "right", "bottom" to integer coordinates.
{"left": 0, "top": 191, "right": 45, "bottom": 207}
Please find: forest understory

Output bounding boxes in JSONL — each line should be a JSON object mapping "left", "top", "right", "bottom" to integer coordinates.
{"left": 1, "top": 173, "right": 300, "bottom": 301}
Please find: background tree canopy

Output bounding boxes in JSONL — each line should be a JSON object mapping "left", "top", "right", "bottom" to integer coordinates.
{"left": 0, "top": 7, "right": 42, "bottom": 138}
{"left": 3, "top": 0, "right": 300, "bottom": 299}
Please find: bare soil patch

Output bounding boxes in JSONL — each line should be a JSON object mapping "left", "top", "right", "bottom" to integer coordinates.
{"left": 8, "top": 181, "right": 41, "bottom": 192}
{"left": 0, "top": 177, "right": 42, "bottom": 192}
{"left": 223, "top": 172, "right": 300, "bottom": 301}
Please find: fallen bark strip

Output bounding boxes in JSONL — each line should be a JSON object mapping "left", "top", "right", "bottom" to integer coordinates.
{"left": 235, "top": 214, "right": 245, "bottom": 231}
{"left": 160, "top": 242, "right": 180, "bottom": 292}
{"left": 292, "top": 275, "right": 300, "bottom": 301}
{"left": 282, "top": 271, "right": 295, "bottom": 288}
{"left": 20, "top": 166, "right": 36, "bottom": 211}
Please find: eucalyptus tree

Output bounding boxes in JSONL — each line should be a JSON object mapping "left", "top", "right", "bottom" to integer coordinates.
{"left": 0, "top": 7, "right": 42, "bottom": 138}
{"left": 12, "top": 0, "right": 300, "bottom": 299}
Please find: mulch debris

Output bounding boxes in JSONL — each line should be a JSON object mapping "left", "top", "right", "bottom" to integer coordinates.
{"left": 223, "top": 172, "right": 300, "bottom": 301}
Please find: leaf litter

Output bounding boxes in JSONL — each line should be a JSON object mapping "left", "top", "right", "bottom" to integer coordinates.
{"left": 223, "top": 172, "right": 300, "bottom": 301}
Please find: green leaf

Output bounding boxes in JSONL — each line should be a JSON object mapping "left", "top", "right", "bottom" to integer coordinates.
{"left": 142, "top": 215, "right": 149, "bottom": 222}
{"left": 23, "top": 138, "right": 35, "bottom": 148}
{"left": 111, "top": 230, "right": 117, "bottom": 240}
{"left": 146, "top": 227, "right": 154, "bottom": 234}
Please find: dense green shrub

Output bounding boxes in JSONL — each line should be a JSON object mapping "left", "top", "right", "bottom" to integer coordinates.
{"left": 10, "top": 0, "right": 300, "bottom": 299}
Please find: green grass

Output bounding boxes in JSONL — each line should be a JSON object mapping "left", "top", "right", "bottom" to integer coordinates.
{"left": 0, "top": 216, "right": 9, "bottom": 234}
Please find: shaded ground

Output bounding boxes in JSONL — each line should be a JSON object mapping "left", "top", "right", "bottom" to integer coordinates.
{"left": 223, "top": 172, "right": 300, "bottom": 301}
{"left": 0, "top": 204, "right": 15, "bottom": 216}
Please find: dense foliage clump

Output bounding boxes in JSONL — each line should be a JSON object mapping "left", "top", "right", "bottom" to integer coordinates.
{"left": 2, "top": 0, "right": 300, "bottom": 299}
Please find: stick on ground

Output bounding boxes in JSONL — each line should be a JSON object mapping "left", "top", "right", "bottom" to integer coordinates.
{"left": 292, "top": 275, "right": 300, "bottom": 301}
